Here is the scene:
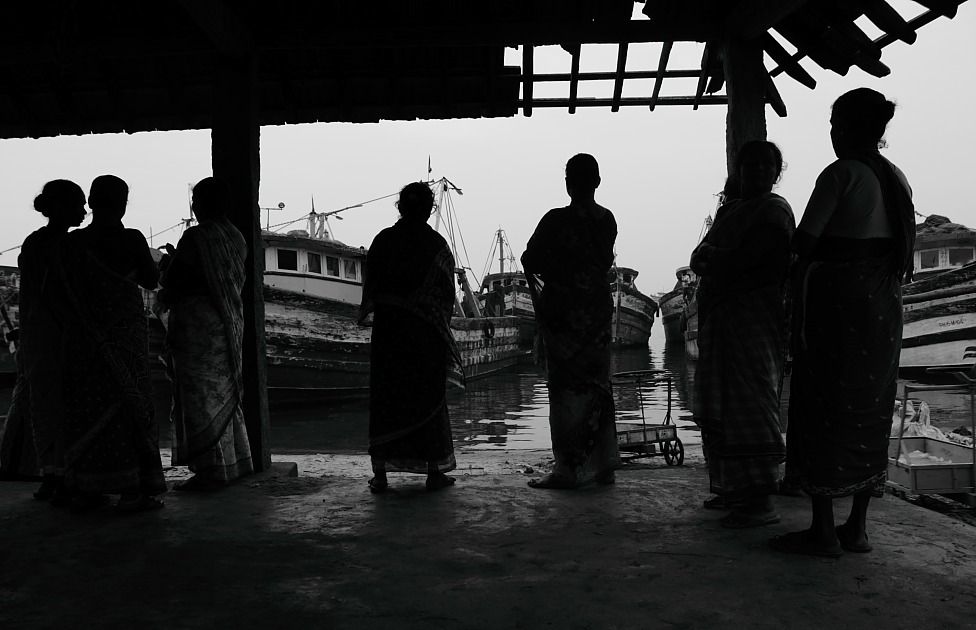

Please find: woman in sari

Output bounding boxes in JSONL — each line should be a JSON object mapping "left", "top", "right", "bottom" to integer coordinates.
{"left": 770, "top": 88, "right": 914, "bottom": 558}
{"left": 159, "top": 176, "right": 253, "bottom": 490}
{"left": 0, "top": 180, "right": 86, "bottom": 497}
{"left": 690, "top": 140, "right": 795, "bottom": 527}
{"left": 56, "top": 174, "right": 167, "bottom": 513}
{"left": 521, "top": 153, "right": 620, "bottom": 489}
{"left": 358, "top": 182, "right": 463, "bottom": 493}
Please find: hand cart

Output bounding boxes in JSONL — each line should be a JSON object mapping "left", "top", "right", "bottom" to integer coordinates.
{"left": 887, "top": 368, "right": 976, "bottom": 506}
{"left": 613, "top": 369, "right": 684, "bottom": 466}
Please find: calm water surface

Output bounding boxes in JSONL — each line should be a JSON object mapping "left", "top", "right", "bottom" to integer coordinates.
{"left": 269, "top": 330, "right": 976, "bottom": 455}
{"left": 270, "top": 332, "right": 701, "bottom": 455}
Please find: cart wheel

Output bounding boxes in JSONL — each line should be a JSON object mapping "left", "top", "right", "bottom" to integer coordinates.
{"left": 663, "top": 439, "right": 684, "bottom": 466}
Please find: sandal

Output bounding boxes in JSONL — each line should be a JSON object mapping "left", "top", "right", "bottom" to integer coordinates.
{"left": 425, "top": 474, "right": 456, "bottom": 491}
{"left": 368, "top": 477, "right": 389, "bottom": 494}
{"left": 116, "top": 495, "right": 164, "bottom": 514}
{"left": 527, "top": 474, "right": 578, "bottom": 490}
{"left": 33, "top": 477, "right": 57, "bottom": 501}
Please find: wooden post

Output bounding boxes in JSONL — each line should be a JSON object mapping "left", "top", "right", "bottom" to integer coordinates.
{"left": 722, "top": 37, "right": 768, "bottom": 176}
{"left": 211, "top": 54, "right": 272, "bottom": 472}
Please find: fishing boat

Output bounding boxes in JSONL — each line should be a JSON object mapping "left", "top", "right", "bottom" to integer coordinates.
{"left": 610, "top": 266, "right": 658, "bottom": 348}
{"left": 658, "top": 266, "right": 698, "bottom": 344}
{"left": 261, "top": 177, "right": 521, "bottom": 405}
{"left": 477, "top": 228, "right": 534, "bottom": 350}
{"left": 901, "top": 215, "right": 976, "bottom": 375}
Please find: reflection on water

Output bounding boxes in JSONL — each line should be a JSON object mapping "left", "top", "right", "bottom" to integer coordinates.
{"left": 268, "top": 333, "right": 703, "bottom": 454}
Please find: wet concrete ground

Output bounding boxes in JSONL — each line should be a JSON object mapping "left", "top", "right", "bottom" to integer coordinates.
{"left": 3, "top": 446, "right": 976, "bottom": 629}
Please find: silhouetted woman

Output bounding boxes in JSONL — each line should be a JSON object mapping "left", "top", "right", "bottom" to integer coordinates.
{"left": 358, "top": 182, "right": 463, "bottom": 493}
{"left": 690, "top": 140, "right": 795, "bottom": 527}
{"left": 521, "top": 153, "right": 621, "bottom": 489}
{"left": 159, "top": 176, "right": 253, "bottom": 490}
{"left": 771, "top": 88, "right": 914, "bottom": 558}
{"left": 55, "top": 174, "right": 166, "bottom": 513}
{"left": 0, "top": 180, "right": 86, "bottom": 498}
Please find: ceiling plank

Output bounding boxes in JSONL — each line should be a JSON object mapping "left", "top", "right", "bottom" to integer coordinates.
{"left": 611, "top": 43, "right": 629, "bottom": 112}
{"left": 568, "top": 44, "right": 580, "bottom": 114}
{"left": 862, "top": 0, "right": 917, "bottom": 44}
{"left": 725, "top": 0, "right": 812, "bottom": 40}
{"left": 648, "top": 41, "right": 673, "bottom": 111}
{"left": 763, "top": 33, "right": 816, "bottom": 88}
{"left": 765, "top": 74, "right": 787, "bottom": 117}
{"left": 522, "top": 45, "right": 533, "bottom": 117}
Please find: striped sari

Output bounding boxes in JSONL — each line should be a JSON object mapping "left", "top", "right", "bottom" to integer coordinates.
{"left": 164, "top": 218, "right": 253, "bottom": 483}
{"left": 692, "top": 194, "right": 794, "bottom": 501}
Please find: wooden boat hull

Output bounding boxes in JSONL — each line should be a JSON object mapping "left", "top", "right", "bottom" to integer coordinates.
{"left": 901, "top": 262, "right": 976, "bottom": 375}
{"left": 612, "top": 292, "right": 657, "bottom": 348}
{"left": 658, "top": 288, "right": 687, "bottom": 343}
{"left": 683, "top": 299, "right": 699, "bottom": 360}
{"left": 263, "top": 288, "right": 522, "bottom": 404}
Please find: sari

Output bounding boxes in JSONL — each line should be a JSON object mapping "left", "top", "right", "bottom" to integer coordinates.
{"left": 359, "top": 219, "right": 463, "bottom": 474}
{"left": 522, "top": 205, "right": 620, "bottom": 485}
{"left": 53, "top": 236, "right": 167, "bottom": 496}
{"left": 692, "top": 194, "right": 794, "bottom": 501}
{"left": 163, "top": 218, "right": 253, "bottom": 482}
{"left": 791, "top": 154, "right": 914, "bottom": 498}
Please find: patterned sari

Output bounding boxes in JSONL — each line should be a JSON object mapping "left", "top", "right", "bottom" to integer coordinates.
{"left": 791, "top": 154, "right": 914, "bottom": 497}
{"left": 54, "top": 237, "right": 167, "bottom": 496}
{"left": 164, "top": 218, "right": 253, "bottom": 482}
{"left": 359, "top": 219, "right": 463, "bottom": 474}
{"left": 692, "top": 194, "right": 794, "bottom": 501}
{"left": 522, "top": 205, "right": 621, "bottom": 485}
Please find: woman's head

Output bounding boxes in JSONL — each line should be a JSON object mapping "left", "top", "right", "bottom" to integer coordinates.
{"left": 87, "top": 174, "right": 129, "bottom": 221}
{"left": 191, "top": 177, "right": 230, "bottom": 220}
{"left": 565, "top": 153, "right": 601, "bottom": 198}
{"left": 396, "top": 182, "right": 435, "bottom": 221}
{"left": 33, "top": 179, "right": 86, "bottom": 228}
{"left": 734, "top": 140, "right": 784, "bottom": 196}
{"left": 830, "top": 88, "right": 895, "bottom": 155}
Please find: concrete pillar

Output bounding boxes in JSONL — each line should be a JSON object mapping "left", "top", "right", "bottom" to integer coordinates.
{"left": 211, "top": 54, "right": 272, "bottom": 472}
{"left": 722, "top": 37, "right": 768, "bottom": 176}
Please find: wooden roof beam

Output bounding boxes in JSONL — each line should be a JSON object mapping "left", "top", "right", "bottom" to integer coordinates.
{"left": 763, "top": 33, "right": 816, "bottom": 88}
{"left": 862, "top": 0, "right": 918, "bottom": 44}
{"left": 693, "top": 44, "right": 716, "bottom": 110}
{"left": 523, "top": 95, "right": 728, "bottom": 108}
{"left": 648, "top": 42, "right": 673, "bottom": 111}
{"left": 873, "top": 6, "right": 953, "bottom": 48}
{"left": 568, "top": 44, "right": 580, "bottom": 114}
{"left": 725, "top": 0, "right": 812, "bottom": 40}
{"left": 912, "top": 0, "right": 961, "bottom": 18}
{"left": 527, "top": 69, "right": 702, "bottom": 83}
{"left": 522, "top": 45, "right": 533, "bottom": 117}
{"left": 611, "top": 43, "right": 629, "bottom": 112}
{"left": 765, "top": 74, "right": 787, "bottom": 117}
{"left": 177, "top": 0, "right": 252, "bottom": 58}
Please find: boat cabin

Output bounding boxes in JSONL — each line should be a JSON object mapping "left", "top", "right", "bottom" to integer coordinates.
{"left": 481, "top": 272, "right": 528, "bottom": 293}
{"left": 263, "top": 231, "right": 366, "bottom": 304}
{"left": 913, "top": 215, "right": 976, "bottom": 281}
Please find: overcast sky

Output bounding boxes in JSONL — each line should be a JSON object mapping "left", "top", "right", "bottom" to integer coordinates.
{"left": 1, "top": 2, "right": 973, "bottom": 295}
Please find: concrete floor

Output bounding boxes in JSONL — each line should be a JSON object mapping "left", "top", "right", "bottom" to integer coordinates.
{"left": 3, "top": 447, "right": 976, "bottom": 630}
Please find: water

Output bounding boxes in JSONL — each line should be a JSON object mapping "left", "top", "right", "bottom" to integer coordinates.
{"left": 268, "top": 331, "right": 976, "bottom": 455}
{"left": 269, "top": 333, "right": 703, "bottom": 454}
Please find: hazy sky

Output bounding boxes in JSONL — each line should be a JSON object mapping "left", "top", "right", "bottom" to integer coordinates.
{"left": 1, "top": 3, "right": 973, "bottom": 295}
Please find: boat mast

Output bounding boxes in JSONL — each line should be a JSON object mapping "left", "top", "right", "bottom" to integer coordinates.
{"left": 498, "top": 228, "right": 505, "bottom": 275}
